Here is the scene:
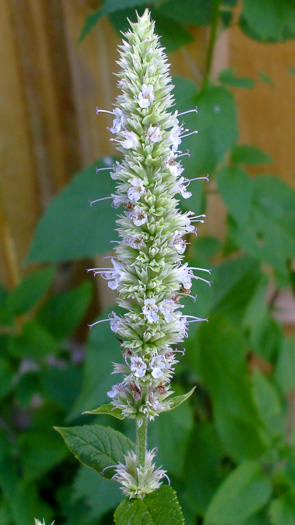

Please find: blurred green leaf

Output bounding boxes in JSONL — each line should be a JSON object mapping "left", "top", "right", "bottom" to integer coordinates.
{"left": 259, "top": 72, "right": 274, "bottom": 86}
{"left": 184, "top": 422, "right": 224, "bottom": 515}
{"left": 275, "top": 335, "right": 295, "bottom": 395}
{"left": 217, "top": 166, "right": 253, "bottom": 226}
{"left": 36, "top": 281, "right": 92, "bottom": 341}
{"left": 0, "top": 358, "right": 14, "bottom": 400}
{"left": 72, "top": 465, "right": 122, "bottom": 520}
{"left": 230, "top": 145, "right": 272, "bottom": 165}
{"left": 56, "top": 425, "right": 134, "bottom": 479}
{"left": 8, "top": 321, "right": 58, "bottom": 359}
{"left": 240, "top": 0, "right": 295, "bottom": 42}
{"left": 26, "top": 162, "right": 118, "bottom": 263}
{"left": 270, "top": 490, "right": 295, "bottom": 525}
{"left": 218, "top": 68, "right": 255, "bottom": 89}
{"left": 41, "top": 364, "right": 83, "bottom": 412}
{"left": 251, "top": 369, "right": 284, "bottom": 438}
{"left": 229, "top": 175, "right": 295, "bottom": 275}
{"left": 15, "top": 372, "right": 40, "bottom": 409}
{"left": 114, "top": 486, "right": 185, "bottom": 524}
{"left": 205, "top": 461, "right": 272, "bottom": 524}
{"left": 173, "top": 78, "right": 238, "bottom": 175}
{"left": 157, "top": 0, "right": 213, "bottom": 25}
{"left": 7, "top": 267, "right": 55, "bottom": 316}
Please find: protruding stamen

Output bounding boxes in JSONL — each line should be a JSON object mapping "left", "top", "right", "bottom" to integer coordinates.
{"left": 177, "top": 149, "right": 190, "bottom": 158}
{"left": 178, "top": 106, "right": 198, "bottom": 117}
{"left": 190, "top": 267, "right": 212, "bottom": 274}
{"left": 193, "top": 276, "right": 212, "bottom": 286}
{"left": 187, "top": 318, "right": 208, "bottom": 323}
{"left": 88, "top": 318, "right": 111, "bottom": 330}
{"left": 96, "top": 167, "right": 113, "bottom": 173}
{"left": 100, "top": 464, "right": 117, "bottom": 475}
{"left": 89, "top": 196, "right": 112, "bottom": 207}
{"left": 181, "top": 130, "right": 198, "bottom": 139}
{"left": 187, "top": 174, "right": 209, "bottom": 183}
{"left": 178, "top": 293, "right": 197, "bottom": 302}
{"left": 96, "top": 108, "right": 114, "bottom": 116}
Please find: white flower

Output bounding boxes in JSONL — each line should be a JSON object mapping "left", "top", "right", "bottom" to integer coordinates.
{"left": 178, "top": 263, "right": 193, "bottom": 289}
{"left": 146, "top": 391, "right": 162, "bottom": 411}
{"left": 107, "top": 382, "right": 126, "bottom": 399}
{"left": 109, "top": 312, "right": 122, "bottom": 333}
{"left": 127, "top": 177, "right": 146, "bottom": 202}
{"left": 107, "top": 258, "right": 123, "bottom": 290}
{"left": 110, "top": 108, "right": 125, "bottom": 133}
{"left": 138, "top": 84, "right": 155, "bottom": 108}
{"left": 129, "top": 208, "right": 148, "bottom": 226}
{"left": 150, "top": 355, "right": 166, "bottom": 378}
{"left": 173, "top": 177, "right": 192, "bottom": 199}
{"left": 112, "top": 193, "right": 127, "bottom": 208}
{"left": 147, "top": 125, "right": 162, "bottom": 143}
{"left": 166, "top": 153, "right": 184, "bottom": 177}
{"left": 143, "top": 298, "right": 159, "bottom": 323}
{"left": 169, "top": 125, "right": 182, "bottom": 151}
{"left": 130, "top": 356, "right": 147, "bottom": 378}
{"left": 173, "top": 232, "right": 186, "bottom": 254}
{"left": 159, "top": 299, "right": 175, "bottom": 322}
{"left": 125, "top": 235, "right": 144, "bottom": 249}
{"left": 121, "top": 131, "right": 139, "bottom": 149}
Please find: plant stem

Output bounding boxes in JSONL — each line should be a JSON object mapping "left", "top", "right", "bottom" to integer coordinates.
{"left": 202, "top": 0, "right": 222, "bottom": 89}
{"left": 136, "top": 417, "right": 147, "bottom": 467}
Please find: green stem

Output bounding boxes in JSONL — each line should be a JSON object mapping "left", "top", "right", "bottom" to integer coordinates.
{"left": 202, "top": 0, "right": 222, "bottom": 89}
{"left": 136, "top": 417, "right": 147, "bottom": 467}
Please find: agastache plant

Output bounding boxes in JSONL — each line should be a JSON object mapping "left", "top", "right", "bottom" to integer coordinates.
{"left": 59, "top": 9, "right": 210, "bottom": 508}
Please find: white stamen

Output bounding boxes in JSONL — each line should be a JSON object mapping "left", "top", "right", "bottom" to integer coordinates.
{"left": 190, "top": 267, "right": 212, "bottom": 274}
{"left": 192, "top": 276, "right": 212, "bottom": 286}
{"left": 96, "top": 167, "right": 113, "bottom": 173}
{"left": 89, "top": 196, "right": 112, "bottom": 207}
{"left": 88, "top": 318, "right": 110, "bottom": 330}
{"left": 187, "top": 175, "right": 209, "bottom": 183}
{"left": 181, "top": 130, "right": 198, "bottom": 139}
{"left": 178, "top": 106, "right": 198, "bottom": 117}
{"left": 96, "top": 108, "right": 114, "bottom": 115}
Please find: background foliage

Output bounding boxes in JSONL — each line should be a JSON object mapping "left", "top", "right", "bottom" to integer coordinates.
{"left": 1, "top": 0, "right": 295, "bottom": 523}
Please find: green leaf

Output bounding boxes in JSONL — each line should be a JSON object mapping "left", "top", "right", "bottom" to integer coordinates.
{"left": 259, "top": 72, "right": 274, "bottom": 86}
{"left": 7, "top": 267, "right": 55, "bottom": 316}
{"left": 36, "top": 281, "right": 92, "bottom": 340}
{"left": 157, "top": 0, "right": 213, "bottom": 25}
{"left": 270, "top": 491, "right": 295, "bottom": 525}
{"left": 205, "top": 461, "right": 272, "bottom": 524}
{"left": 218, "top": 68, "right": 255, "bottom": 89}
{"left": 162, "top": 387, "right": 196, "bottom": 412}
{"left": 55, "top": 425, "right": 134, "bottom": 479}
{"left": 152, "top": 11, "right": 194, "bottom": 52}
{"left": 15, "top": 372, "right": 40, "bottom": 408}
{"left": 231, "top": 145, "right": 272, "bottom": 165}
{"left": 8, "top": 320, "right": 58, "bottom": 359}
{"left": 229, "top": 175, "right": 295, "bottom": 275}
{"left": 251, "top": 369, "right": 284, "bottom": 437}
{"left": 84, "top": 403, "right": 124, "bottom": 420}
{"left": 41, "top": 364, "right": 83, "bottom": 412}
{"left": 26, "top": 161, "right": 118, "bottom": 263}
{"left": 240, "top": 0, "right": 295, "bottom": 42}
{"left": 173, "top": 79, "right": 238, "bottom": 175}
{"left": 217, "top": 166, "right": 253, "bottom": 226}
{"left": 114, "top": 486, "right": 185, "bottom": 525}
{"left": 79, "top": 0, "right": 159, "bottom": 42}
{"left": 0, "top": 358, "right": 14, "bottom": 400}
{"left": 184, "top": 422, "right": 224, "bottom": 515}
{"left": 275, "top": 334, "right": 295, "bottom": 395}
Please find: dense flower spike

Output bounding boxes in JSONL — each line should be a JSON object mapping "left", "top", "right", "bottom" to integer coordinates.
{"left": 93, "top": 9, "right": 208, "bottom": 497}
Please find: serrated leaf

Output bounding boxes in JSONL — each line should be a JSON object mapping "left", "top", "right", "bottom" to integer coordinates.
{"left": 55, "top": 425, "right": 134, "bottom": 479}
{"left": 218, "top": 68, "right": 254, "bottom": 89}
{"left": 84, "top": 403, "right": 124, "bottom": 420}
{"left": 205, "top": 461, "right": 272, "bottom": 524}
{"left": 26, "top": 162, "right": 118, "bottom": 263}
{"left": 270, "top": 490, "right": 295, "bottom": 525}
{"left": 217, "top": 166, "right": 253, "bottom": 226}
{"left": 231, "top": 145, "right": 272, "bottom": 165}
{"left": 36, "top": 281, "right": 92, "bottom": 340}
{"left": 7, "top": 267, "right": 55, "bottom": 316}
{"left": 162, "top": 386, "right": 196, "bottom": 412}
{"left": 114, "top": 486, "right": 185, "bottom": 525}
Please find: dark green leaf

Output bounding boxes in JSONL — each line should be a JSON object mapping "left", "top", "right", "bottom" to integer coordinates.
{"left": 41, "top": 364, "right": 83, "bottom": 412}
{"left": 153, "top": 12, "right": 194, "bottom": 52}
{"left": 174, "top": 79, "right": 238, "bottom": 175}
{"left": 217, "top": 166, "right": 253, "bottom": 225}
{"left": 0, "top": 358, "right": 14, "bottom": 400}
{"left": 55, "top": 425, "right": 134, "bottom": 479}
{"left": 205, "top": 461, "right": 272, "bottom": 524}
{"left": 84, "top": 403, "right": 125, "bottom": 420}
{"left": 26, "top": 162, "right": 118, "bottom": 263}
{"left": 114, "top": 486, "right": 185, "bottom": 524}
{"left": 275, "top": 335, "right": 295, "bottom": 394}
{"left": 218, "top": 68, "right": 255, "bottom": 89}
{"left": 8, "top": 320, "right": 58, "bottom": 359}
{"left": 7, "top": 267, "right": 54, "bottom": 316}
{"left": 36, "top": 281, "right": 92, "bottom": 340}
{"left": 259, "top": 72, "right": 274, "bottom": 86}
{"left": 161, "top": 387, "right": 196, "bottom": 412}
{"left": 270, "top": 491, "right": 295, "bottom": 525}
{"left": 157, "top": 0, "right": 213, "bottom": 25}
{"left": 229, "top": 175, "right": 295, "bottom": 275}
{"left": 251, "top": 369, "right": 284, "bottom": 438}
{"left": 231, "top": 145, "right": 272, "bottom": 165}
{"left": 240, "top": 0, "right": 295, "bottom": 43}
{"left": 15, "top": 372, "right": 40, "bottom": 408}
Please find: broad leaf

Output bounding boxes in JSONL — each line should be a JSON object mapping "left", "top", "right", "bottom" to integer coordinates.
{"left": 240, "top": 0, "right": 295, "bottom": 42}
{"left": 84, "top": 403, "right": 124, "bottom": 420}
{"left": 230, "top": 145, "right": 272, "bottom": 165}
{"left": 217, "top": 166, "right": 252, "bottom": 226}
{"left": 205, "top": 461, "right": 272, "bottom": 524}
{"left": 26, "top": 162, "right": 118, "bottom": 263}
{"left": 8, "top": 320, "right": 58, "bottom": 359}
{"left": 270, "top": 491, "right": 295, "bottom": 525}
{"left": 218, "top": 68, "right": 254, "bottom": 89}
{"left": 157, "top": 0, "right": 213, "bottom": 25}
{"left": 114, "top": 486, "right": 185, "bottom": 524}
{"left": 55, "top": 425, "right": 134, "bottom": 479}
{"left": 7, "top": 267, "right": 55, "bottom": 316}
{"left": 251, "top": 369, "right": 284, "bottom": 438}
